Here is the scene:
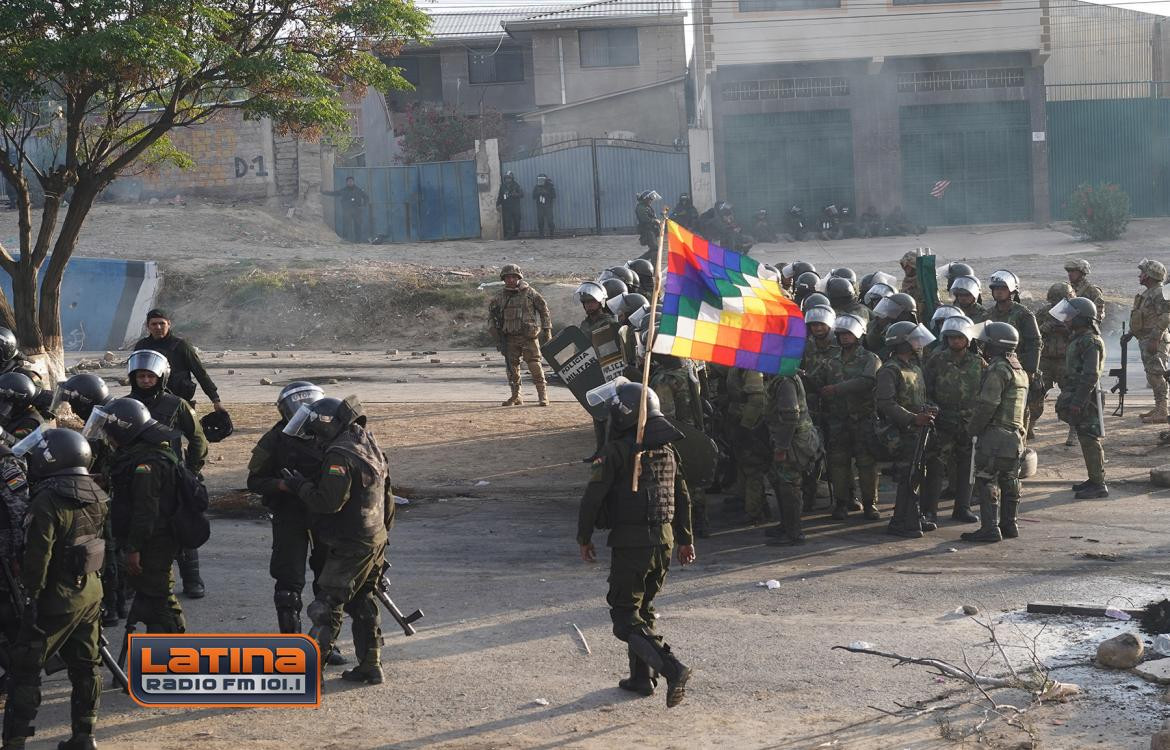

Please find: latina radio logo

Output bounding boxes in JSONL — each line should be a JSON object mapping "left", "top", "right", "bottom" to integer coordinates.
{"left": 127, "top": 634, "right": 321, "bottom": 708}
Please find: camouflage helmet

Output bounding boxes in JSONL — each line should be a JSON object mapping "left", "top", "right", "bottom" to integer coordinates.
{"left": 500, "top": 263, "right": 523, "bottom": 281}
{"left": 1047, "top": 281, "right": 1075, "bottom": 305}
{"left": 899, "top": 250, "right": 919, "bottom": 269}
{"left": 1140, "top": 258, "right": 1168, "bottom": 282}
{"left": 1064, "top": 258, "right": 1091, "bottom": 275}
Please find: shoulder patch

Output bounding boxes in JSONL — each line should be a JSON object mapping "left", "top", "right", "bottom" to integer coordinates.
{"left": 135, "top": 464, "right": 152, "bottom": 474}
{"left": 327, "top": 464, "right": 347, "bottom": 476}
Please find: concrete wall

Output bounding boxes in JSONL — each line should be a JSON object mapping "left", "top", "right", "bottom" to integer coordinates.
{"left": 530, "top": 22, "right": 687, "bottom": 107}
{"left": 1045, "top": 0, "right": 1161, "bottom": 100}
{"left": 433, "top": 46, "right": 537, "bottom": 115}
{"left": 476, "top": 138, "right": 502, "bottom": 239}
{"left": 705, "top": 0, "right": 1042, "bottom": 68}
{"left": 135, "top": 110, "right": 276, "bottom": 200}
{"left": 533, "top": 82, "right": 687, "bottom": 144}
{"left": 688, "top": 125, "right": 715, "bottom": 209}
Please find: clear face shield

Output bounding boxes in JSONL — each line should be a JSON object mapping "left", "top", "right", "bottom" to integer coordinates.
{"left": 871, "top": 271, "right": 897, "bottom": 288}
{"left": 11, "top": 425, "right": 48, "bottom": 459}
{"left": 585, "top": 377, "right": 631, "bottom": 408}
{"left": 905, "top": 323, "right": 937, "bottom": 350}
{"left": 1048, "top": 298, "right": 1079, "bottom": 324}
{"left": 80, "top": 406, "right": 113, "bottom": 442}
{"left": 864, "top": 283, "right": 895, "bottom": 308}
{"left": 833, "top": 314, "right": 866, "bottom": 340}
{"left": 48, "top": 384, "right": 69, "bottom": 416}
{"left": 804, "top": 306, "right": 836, "bottom": 328}
{"left": 931, "top": 305, "right": 963, "bottom": 326}
{"left": 126, "top": 350, "right": 170, "bottom": 379}
{"left": 873, "top": 295, "right": 905, "bottom": 320}
{"left": 938, "top": 316, "right": 975, "bottom": 343}
{"left": 281, "top": 404, "right": 326, "bottom": 440}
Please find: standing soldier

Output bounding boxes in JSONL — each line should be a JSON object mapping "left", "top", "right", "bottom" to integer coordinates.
{"left": 496, "top": 172, "right": 524, "bottom": 239}
{"left": 763, "top": 372, "right": 822, "bottom": 546}
{"left": 1128, "top": 259, "right": 1170, "bottom": 424}
{"left": 866, "top": 293, "right": 918, "bottom": 359}
{"left": 576, "top": 380, "right": 694, "bottom": 708}
{"left": 960, "top": 323, "right": 1029, "bottom": 543}
{"left": 726, "top": 367, "right": 771, "bottom": 525}
{"left": 246, "top": 382, "right": 343, "bottom": 664}
{"left": 875, "top": 321, "right": 937, "bottom": 538}
{"left": 489, "top": 264, "right": 552, "bottom": 407}
{"left": 532, "top": 174, "right": 556, "bottom": 239}
{"left": 1033, "top": 283, "right": 1075, "bottom": 438}
{"left": 579, "top": 282, "right": 616, "bottom": 462}
{"left": 650, "top": 354, "right": 708, "bottom": 537}
{"left": 126, "top": 350, "right": 208, "bottom": 599}
{"left": 283, "top": 396, "right": 393, "bottom": 685}
{"left": 801, "top": 305, "right": 839, "bottom": 511}
{"left": 4, "top": 429, "right": 107, "bottom": 750}
{"left": 1065, "top": 259, "right": 1106, "bottom": 323}
{"left": 985, "top": 270, "right": 1042, "bottom": 432}
{"left": 133, "top": 309, "right": 225, "bottom": 412}
{"left": 923, "top": 316, "right": 983, "bottom": 525}
{"left": 950, "top": 276, "right": 987, "bottom": 323}
{"left": 898, "top": 250, "right": 927, "bottom": 311}
{"left": 89, "top": 398, "right": 187, "bottom": 635}
{"left": 320, "top": 176, "right": 369, "bottom": 242}
{"left": 820, "top": 314, "right": 881, "bottom": 521}
{"left": 635, "top": 191, "right": 662, "bottom": 256}
{"left": 825, "top": 277, "right": 870, "bottom": 325}
{"left": 1054, "top": 298, "right": 1108, "bottom": 498}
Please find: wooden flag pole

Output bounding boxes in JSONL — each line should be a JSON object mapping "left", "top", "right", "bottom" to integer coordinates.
{"left": 632, "top": 208, "right": 669, "bottom": 492}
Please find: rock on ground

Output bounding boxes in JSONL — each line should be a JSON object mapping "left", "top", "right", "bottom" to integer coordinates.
{"left": 1097, "top": 632, "right": 1144, "bottom": 669}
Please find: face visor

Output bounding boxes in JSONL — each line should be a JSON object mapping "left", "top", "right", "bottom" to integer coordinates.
{"left": 803, "top": 306, "right": 836, "bottom": 328}
{"left": 931, "top": 305, "right": 963, "bottom": 326}
{"left": 80, "top": 406, "right": 113, "bottom": 441}
{"left": 282, "top": 403, "right": 331, "bottom": 439}
{"left": 126, "top": 350, "right": 170, "bottom": 379}
{"left": 833, "top": 314, "right": 866, "bottom": 340}
{"left": 1048, "top": 298, "right": 1079, "bottom": 324}
{"left": 585, "top": 377, "right": 631, "bottom": 408}
{"left": 905, "top": 323, "right": 937, "bottom": 350}
{"left": 864, "top": 283, "right": 895, "bottom": 308}
{"left": 988, "top": 270, "right": 1019, "bottom": 293}
{"left": 11, "top": 425, "right": 48, "bottom": 459}
{"left": 873, "top": 295, "right": 907, "bottom": 320}
{"left": 950, "top": 276, "right": 981, "bottom": 298}
{"left": 938, "top": 316, "right": 975, "bottom": 342}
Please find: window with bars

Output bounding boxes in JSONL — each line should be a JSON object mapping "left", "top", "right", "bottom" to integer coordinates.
{"left": 579, "top": 28, "right": 640, "bottom": 68}
{"left": 722, "top": 77, "right": 849, "bottom": 102}
{"left": 896, "top": 68, "right": 1025, "bottom": 93}
{"left": 468, "top": 46, "right": 525, "bottom": 84}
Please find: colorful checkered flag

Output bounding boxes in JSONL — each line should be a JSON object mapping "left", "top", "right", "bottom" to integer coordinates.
{"left": 931, "top": 179, "right": 952, "bottom": 199}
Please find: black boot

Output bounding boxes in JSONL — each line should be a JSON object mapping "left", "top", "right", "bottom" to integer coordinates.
{"left": 274, "top": 590, "right": 302, "bottom": 634}
{"left": 999, "top": 499, "right": 1020, "bottom": 539}
{"left": 340, "top": 663, "right": 384, "bottom": 684}
{"left": 766, "top": 486, "right": 805, "bottom": 546}
{"left": 628, "top": 633, "right": 691, "bottom": 709}
{"left": 57, "top": 736, "right": 96, "bottom": 750}
{"left": 960, "top": 485, "right": 1002, "bottom": 543}
{"left": 177, "top": 549, "right": 205, "bottom": 599}
{"left": 618, "top": 648, "right": 655, "bottom": 696}
{"left": 886, "top": 480, "right": 922, "bottom": 539}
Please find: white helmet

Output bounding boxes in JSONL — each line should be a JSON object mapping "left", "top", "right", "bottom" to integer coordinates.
{"left": 931, "top": 305, "right": 964, "bottom": 325}
{"left": 939, "top": 314, "right": 976, "bottom": 342}
{"left": 833, "top": 313, "right": 866, "bottom": 339}
{"left": 864, "top": 283, "right": 895, "bottom": 307}
{"left": 950, "top": 275, "right": 981, "bottom": 298}
{"left": 804, "top": 305, "right": 836, "bottom": 328}
{"left": 988, "top": 269, "right": 1020, "bottom": 294}
{"left": 576, "top": 281, "right": 606, "bottom": 306}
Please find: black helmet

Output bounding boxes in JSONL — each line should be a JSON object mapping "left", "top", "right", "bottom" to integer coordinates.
{"left": 717, "top": 201, "right": 734, "bottom": 217}
{"left": 800, "top": 293, "right": 831, "bottom": 312}
{"left": 625, "top": 258, "right": 655, "bottom": 292}
{"left": 83, "top": 397, "right": 154, "bottom": 446}
{"left": 13, "top": 427, "right": 92, "bottom": 479}
{"left": 825, "top": 277, "right": 856, "bottom": 303}
{"left": 830, "top": 267, "right": 857, "bottom": 283}
{"left": 200, "top": 410, "right": 234, "bottom": 443}
{"left": 282, "top": 395, "right": 365, "bottom": 443}
{"left": 51, "top": 373, "right": 111, "bottom": 421}
{"left": 607, "top": 292, "right": 649, "bottom": 320}
{"left": 127, "top": 349, "right": 171, "bottom": 390}
{"left": 858, "top": 272, "right": 877, "bottom": 298}
{"left": 1050, "top": 297, "right": 1098, "bottom": 328}
{"left": 944, "top": 262, "right": 975, "bottom": 288}
{"left": 791, "top": 261, "right": 816, "bottom": 278}
{"left": 0, "top": 373, "right": 37, "bottom": 419}
{"left": 277, "top": 381, "right": 326, "bottom": 422}
{"left": 0, "top": 328, "right": 16, "bottom": 362}
{"left": 607, "top": 266, "right": 638, "bottom": 291}
{"left": 1068, "top": 297, "right": 1098, "bottom": 324}
{"left": 979, "top": 321, "right": 1020, "bottom": 354}
{"left": 795, "top": 272, "right": 820, "bottom": 295}
{"left": 610, "top": 382, "right": 661, "bottom": 433}
{"left": 601, "top": 278, "right": 628, "bottom": 300}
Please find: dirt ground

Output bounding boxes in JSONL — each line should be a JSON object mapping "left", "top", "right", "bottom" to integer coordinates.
{"left": 4, "top": 202, "right": 1170, "bottom": 748}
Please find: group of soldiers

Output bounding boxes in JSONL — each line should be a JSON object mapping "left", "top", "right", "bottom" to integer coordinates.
{"left": 0, "top": 309, "right": 399, "bottom": 748}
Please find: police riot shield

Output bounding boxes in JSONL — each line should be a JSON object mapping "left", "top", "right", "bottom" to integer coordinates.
{"left": 543, "top": 326, "right": 610, "bottom": 419}
{"left": 668, "top": 417, "right": 718, "bottom": 488}
{"left": 590, "top": 322, "right": 628, "bottom": 383}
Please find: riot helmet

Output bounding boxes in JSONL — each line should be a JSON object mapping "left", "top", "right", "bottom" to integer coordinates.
{"left": 637, "top": 190, "right": 660, "bottom": 203}
{"left": 601, "top": 278, "right": 628, "bottom": 300}
{"left": 801, "top": 293, "right": 831, "bottom": 312}
{"left": 825, "top": 277, "right": 856, "bottom": 304}
{"left": 950, "top": 275, "right": 981, "bottom": 300}
{"left": 277, "top": 381, "right": 325, "bottom": 423}
{"left": 804, "top": 305, "right": 836, "bottom": 329}
{"left": 1049, "top": 297, "right": 1098, "bottom": 328}
{"left": 829, "top": 267, "right": 857, "bottom": 284}
{"left": 864, "top": 283, "right": 895, "bottom": 309}
{"left": 576, "top": 281, "right": 607, "bottom": 307}
{"left": 127, "top": 349, "right": 171, "bottom": 394}
{"left": 625, "top": 259, "right": 655, "bottom": 292}
{"left": 884, "top": 321, "right": 935, "bottom": 351}
{"left": 81, "top": 397, "right": 154, "bottom": 446}
{"left": 282, "top": 395, "right": 365, "bottom": 443}
{"left": 795, "top": 272, "right": 820, "bottom": 296}
{"left": 607, "top": 293, "right": 649, "bottom": 320}
{"left": 606, "top": 266, "right": 638, "bottom": 291}
{"left": 939, "top": 315, "right": 976, "bottom": 344}
{"left": 988, "top": 269, "right": 1020, "bottom": 294}
{"left": 873, "top": 292, "right": 916, "bottom": 321}
{"left": 791, "top": 261, "right": 816, "bottom": 278}
{"left": 13, "top": 427, "right": 93, "bottom": 479}
{"left": 979, "top": 321, "right": 1020, "bottom": 355}
{"left": 930, "top": 305, "right": 964, "bottom": 327}
{"left": 1047, "top": 282, "right": 1074, "bottom": 305}
{"left": 50, "top": 373, "right": 111, "bottom": 421}
{"left": 0, "top": 328, "right": 17, "bottom": 363}
{"left": 942, "top": 262, "right": 975, "bottom": 289}
{"left": 833, "top": 313, "right": 867, "bottom": 341}
{"left": 0, "top": 372, "right": 37, "bottom": 422}
{"left": 611, "top": 381, "right": 661, "bottom": 433}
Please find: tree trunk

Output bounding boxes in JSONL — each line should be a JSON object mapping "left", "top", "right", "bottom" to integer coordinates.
{"left": 10, "top": 263, "right": 41, "bottom": 354}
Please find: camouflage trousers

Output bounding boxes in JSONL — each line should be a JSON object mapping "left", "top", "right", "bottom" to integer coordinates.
{"left": 1141, "top": 342, "right": 1170, "bottom": 403}
{"left": 503, "top": 335, "right": 546, "bottom": 390}
{"left": 1029, "top": 359, "right": 1065, "bottom": 426}
{"left": 313, "top": 540, "right": 385, "bottom": 668}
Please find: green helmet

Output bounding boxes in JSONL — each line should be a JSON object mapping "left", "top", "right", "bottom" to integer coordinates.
{"left": 500, "top": 264, "right": 524, "bottom": 281}
{"left": 1064, "top": 258, "right": 1091, "bottom": 275}
{"left": 1047, "top": 282, "right": 1074, "bottom": 305}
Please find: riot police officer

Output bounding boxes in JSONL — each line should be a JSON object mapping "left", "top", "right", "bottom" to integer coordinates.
{"left": 532, "top": 174, "right": 556, "bottom": 239}
{"left": 825, "top": 277, "right": 869, "bottom": 324}
{"left": 923, "top": 316, "right": 983, "bottom": 525}
{"left": 1052, "top": 298, "right": 1108, "bottom": 499}
{"left": 985, "top": 271, "right": 1042, "bottom": 432}
{"left": 635, "top": 191, "right": 662, "bottom": 254}
{"left": 961, "top": 323, "right": 1028, "bottom": 543}
{"left": 821, "top": 314, "right": 881, "bottom": 520}
{"left": 0, "top": 373, "right": 45, "bottom": 445}
{"left": 0, "top": 329, "right": 41, "bottom": 386}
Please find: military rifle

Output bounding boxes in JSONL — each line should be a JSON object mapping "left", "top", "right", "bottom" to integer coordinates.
{"left": 375, "top": 562, "right": 424, "bottom": 636}
{"left": 0, "top": 557, "right": 128, "bottom": 692}
{"left": 1110, "top": 323, "right": 1130, "bottom": 417}
{"left": 908, "top": 414, "right": 936, "bottom": 505}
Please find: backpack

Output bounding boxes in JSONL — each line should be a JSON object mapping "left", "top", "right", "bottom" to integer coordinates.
{"left": 161, "top": 454, "right": 211, "bottom": 549}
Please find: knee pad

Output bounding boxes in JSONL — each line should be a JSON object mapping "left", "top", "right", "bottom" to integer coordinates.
{"left": 274, "top": 590, "right": 303, "bottom": 612}
{"left": 306, "top": 595, "right": 342, "bottom": 628}
{"left": 1000, "top": 477, "right": 1021, "bottom": 500}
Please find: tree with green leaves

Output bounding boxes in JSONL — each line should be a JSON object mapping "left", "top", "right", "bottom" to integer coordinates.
{"left": 0, "top": 0, "right": 429, "bottom": 376}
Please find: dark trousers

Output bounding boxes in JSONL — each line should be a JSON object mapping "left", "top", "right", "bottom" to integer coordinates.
{"left": 502, "top": 204, "right": 521, "bottom": 238}
{"left": 607, "top": 545, "right": 671, "bottom": 641}
{"left": 537, "top": 206, "right": 555, "bottom": 238}
{"left": 339, "top": 208, "right": 364, "bottom": 242}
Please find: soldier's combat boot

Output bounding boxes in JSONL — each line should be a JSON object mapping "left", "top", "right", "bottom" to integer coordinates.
{"left": 618, "top": 649, "right": 656, "bottom": 696}
{"left": 951, "top": 473, "right": 978, "bottom": 523}
{"left": 919, "top": 465, "right": 941, "bottom": 530}
{"left": 828, "top": 464, "right": 851, "bottom": 519}
{"left": 886, "top": 480, "right": 923, "bottom": 539}
{"left": 766, "top": 486, "right": 805, "bottom": 546}
{"left": 177, "top": 549, "right": 205, "bottom": 599}
{"left": 960, "top": 483, "right": 1002, "bottom": 543}
{"left": 56, "top": 736, "right": 97, "bottom": 750}
{"left": 535, "top": 381, "right": 550, "bottom": 407}
{"left": 999, "top": 499, "right": 1020, "bottom": 539}
{"left": 1142, "top": 398, "right": 1169, "bottom": 424}
{"left": 340, "top": 662, "right": 384, "bottom": 685}
{"left": 274, "top": 590, "right": 302, "bottom": 634}
{"left": 627, "top": 632, "right": 691, "bottom": 709}
{"left": 858, "top": 463, "right": 881, "bottom": 519}
{"left": 1074, "top": 483, "right": 1109, "bottom": 499}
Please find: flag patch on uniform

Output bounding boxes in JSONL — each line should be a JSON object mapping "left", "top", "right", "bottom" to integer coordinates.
{"left": 327, "top": 465, "right": 347, "bottom": 476}
{"left": 6, "top": 477, "right": 23, "bottom": 490}
{"left": 135, "top": 464, "right": 152, "bottom": 474}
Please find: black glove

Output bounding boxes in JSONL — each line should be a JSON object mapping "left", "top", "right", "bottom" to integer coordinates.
{"left": 280, "top": 468, "right": 307, "bottom": 494}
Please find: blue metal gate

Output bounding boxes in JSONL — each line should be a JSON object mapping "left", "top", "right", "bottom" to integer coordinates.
{"left": 332, "top": 160, "right": 480, "bottom": 242}
{"left": 502, "top": 139, "right": 690, "bottom": 236}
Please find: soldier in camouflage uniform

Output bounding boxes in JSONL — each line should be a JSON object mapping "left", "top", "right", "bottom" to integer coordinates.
{"left": 579, "top": 282, "right": 616, "bottom": 461}
{"left": 820, "top": 314, "right": 881, "bottom": 520}
{"left": 950, "top": 276, "right": 988, "bottom": 324}
{"left": 4, "top": 430, "right": 107, "bottom": 750}
{"left": 866, "top": 292, "right": 918, "bottom": 360}
{"left": 1032, "top": 282, "right": 1075, "bottom": 436}
{"left": 576, "top": 381, "right": 694, "bottom": 708}
{"left": 801, "top": 305, "right": 839, "bottom": 511}
{"left": 826, "top": 277, "right": 870, "bottom": 325}
{"left": 875, "top": 321, "right": 937, "bottom": 538}
{"left": 650, "top": 354, "right": 708, "bottom": 537}
{"left": 985, "top": 270, "right": 1042, "bottom": 435}
{"left": 899, "top": 250, "right": 927, "bottom": 311}
{"left": 489, "top": 264, "right": 552, "bottom": 407}
{"left": 960, "top": 323, "right": 1029, "bottom": 543}
{"left": 1053, "top": 298, "right": 1108, "bottom": 499}
{"left": 1128, "top": 259, "right": 1170, "bottom": 423}
{"left": 923, "top": 315, "right": 983, "bottom": 524}
{"left": 1065, "top": 259, "right": 1105, "bottom": 324}
{"left": 763, "top": 374, "right": 822, "bottom": 546}
{"left": 726, "top": 367, "right": 771, "bottom": 525}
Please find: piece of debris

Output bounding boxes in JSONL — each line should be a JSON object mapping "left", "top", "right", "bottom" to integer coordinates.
{"left": 961, "top": 605, "right": 979, "bottom": 616}
{"left": 474, "top": 480, "right": 490, "bottom": 486}
{"left": 1155, "top": 634, "right": 1170, "bottom": 657}
{"left": 102, "top": 351, "right": 116, "bottom": 362}
{"left": 533, "top": 698, "right": 550, "bottom": 707}
{"left": 260, "top": 377, "right": 273, "bottom": 385}
{"left": 848, "top": 641, "right": 874, "bottom": 651}
{"left": 1140, "top": 600, "right": 1170, "bottom": 635}
{"left": 1080, "top": 552, "right": 1122, "bottom": 561}
{"left": 946, "top": 547, "right": 959, "bottom": 553}
{"left": 1152, "top": 465, "right": 1170, "bottom": 488}
{"left": 1105, "top": 607, "right": 1132, "bottom": 621}
{"left": 430, "top": 358, "right": 442, "bottom": 364}
{"left": 572, "top": 623, "right": 591, "bottom": 655}
{"left": 1027, "top": 602, "right": 1145, "bottom": 619}
{"left": 756, "top": 579, "right": 781, "bottom": 590}
{"left": 1037, "top": 681, "right": 1080, "bottom": 703}
{"left": 393, "top": 496, "right": 410, "bottom": 506}
{"left": 1096, "top": 632, "right": 1144, "bottom": 669}
{"left": 386, "top": 349, "right": 399, "bottom": 355}
{"left": 1134, "top": 657, "right": 1170, "bottom": 684}
{"left": 327, "top": 378, "right": 339, "bottom": 385}
{"left": 270, "top": 352, "right": 277, "bottom": 358}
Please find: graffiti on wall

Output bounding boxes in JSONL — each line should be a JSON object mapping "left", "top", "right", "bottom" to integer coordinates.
{"left": 234, "top": 155, "right": 269, "bottom": 178}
